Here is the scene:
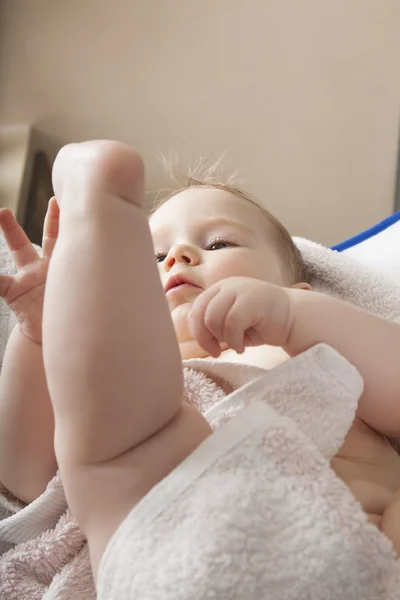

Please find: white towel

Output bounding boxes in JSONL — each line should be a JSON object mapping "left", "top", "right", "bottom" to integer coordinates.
{"left": 296, "top": 236, "right": 400, "bottom": 322}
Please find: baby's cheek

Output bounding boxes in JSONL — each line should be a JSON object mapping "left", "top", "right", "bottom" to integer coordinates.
{"left": 211, "top": 254, "right": 259, "bottom": 282}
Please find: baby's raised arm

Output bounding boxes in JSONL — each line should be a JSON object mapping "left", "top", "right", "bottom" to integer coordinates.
{"left": 189, "top": 277, "right": 400, "bottom": 437}
{"left": 0, "top": 204, "right": 59, "bottom": 503}
{"left": 0, "top": 328, "right": 56, "bottom": 503}
{"left": 284, "top": 288, "right": 400, "bottom": 437}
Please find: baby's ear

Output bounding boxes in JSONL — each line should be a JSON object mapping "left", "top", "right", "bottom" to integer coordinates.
{"left": 291, "top": 281, "right": 313, "bottom": 291}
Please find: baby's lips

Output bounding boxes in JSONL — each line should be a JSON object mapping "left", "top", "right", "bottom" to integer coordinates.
{"left": 164, "top": 274, "right": 201, "bottom": 294}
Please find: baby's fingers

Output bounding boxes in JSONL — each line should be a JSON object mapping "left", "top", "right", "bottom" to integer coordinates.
{"left": 0, "top": 209, "right": 39, "bottom": 268}
{"left": 188, "top": 287, "right": 222, "bottom": 357}
{"left": 202, "top": 289, "right": 244, "bottom": 353}
{"left": 222, "top": 295, "right": 253, "bottom": 353}
{"left": 42, "top": 197, "right": 60, "bottom": 259}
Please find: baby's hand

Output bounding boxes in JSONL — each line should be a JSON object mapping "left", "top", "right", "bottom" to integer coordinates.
{"left": 0, "top": 198, "right": 59, "bottom": 344}
{"left": 188, "top": 276, "right": 292, "bottom": 358}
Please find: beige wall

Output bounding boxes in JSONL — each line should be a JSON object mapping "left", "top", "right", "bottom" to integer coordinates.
{"left": 1, "top": 0, "right": 399, "bottom": 244}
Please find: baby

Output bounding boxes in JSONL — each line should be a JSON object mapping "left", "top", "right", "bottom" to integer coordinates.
{"left": 1, "top": 140, "right": 400, "bottom": 583}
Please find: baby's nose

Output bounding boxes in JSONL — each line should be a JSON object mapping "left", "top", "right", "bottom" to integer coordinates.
{"left": 167, "top": 255, "right": 190, "bottom": 267}
{"left": 166, "top": 245, "right": 199, "bottom": 268}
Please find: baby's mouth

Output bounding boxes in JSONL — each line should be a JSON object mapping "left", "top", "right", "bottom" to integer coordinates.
{"left": 165, "top": 275, "right": 201, "bottom": 295}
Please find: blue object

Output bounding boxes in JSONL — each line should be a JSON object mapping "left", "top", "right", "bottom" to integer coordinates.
{"left": 332, "top": 211, "right": 400, "bottom": 252}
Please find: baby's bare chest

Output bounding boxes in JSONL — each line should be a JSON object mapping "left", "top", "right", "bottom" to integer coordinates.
{"left": 331, "top": 417, "right": 400, "bottom": 523}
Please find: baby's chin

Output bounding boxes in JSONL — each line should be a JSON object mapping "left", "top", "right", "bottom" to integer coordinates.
{"left": 170, "top": 303, "right": 193, "bottom": 344}
{"left": 170, "top": 304, "right": 207, "bottom": 360}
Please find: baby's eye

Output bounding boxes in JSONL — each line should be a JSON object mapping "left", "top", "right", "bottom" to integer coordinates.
{"left": 207, "top": 240, "right": 233, "bottom": 251}
{"left": 155, "top": 253, "right": 167, "bottom": 263}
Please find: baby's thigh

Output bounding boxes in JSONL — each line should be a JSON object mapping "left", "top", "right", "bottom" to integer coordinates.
{"left": 381, "top": 490, "right": 400, "bottom": 556}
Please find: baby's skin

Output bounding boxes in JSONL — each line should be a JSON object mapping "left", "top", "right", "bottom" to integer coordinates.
{"left": 0, "top": 141, "right": 400, "bottom": 583}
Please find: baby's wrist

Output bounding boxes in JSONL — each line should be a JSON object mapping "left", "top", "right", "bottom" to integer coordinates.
{"left": 280, "top": 287, "right": 306, "bottom": 354}
{"left": 16, "top": 323, "right": 43, "bottom": 347}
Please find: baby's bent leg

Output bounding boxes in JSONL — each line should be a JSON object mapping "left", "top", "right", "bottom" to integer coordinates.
{"left": 43, "top": 142, "right": 213, "bottom": 575}
{"left": 44, "top": 142, "right": 183, "bottom": 463}
{"left": 42, "top": 144, "right": 212, "bottom": 576}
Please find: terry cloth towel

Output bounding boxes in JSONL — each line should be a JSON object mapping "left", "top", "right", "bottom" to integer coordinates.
{"left": 99, "top": 352, "right": 400, "bottom": 600}
{"left": 1, "top": 233, "right": 400, "bottom": 599}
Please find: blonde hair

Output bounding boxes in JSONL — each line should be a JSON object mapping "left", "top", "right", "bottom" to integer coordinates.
{"left": 149, "top": 155, "right": 308, "bottom": 284}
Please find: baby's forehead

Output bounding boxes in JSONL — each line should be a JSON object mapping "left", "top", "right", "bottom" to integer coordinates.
{"left": 150, "top": 187, "right": 271, "bottom": 235}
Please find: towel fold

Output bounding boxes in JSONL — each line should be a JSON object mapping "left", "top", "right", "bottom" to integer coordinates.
{"left": 0, "top": 508, "right": 92, "bottom": 600}
{"left": 185, "top": 342, "right": 362, "bottom": 459}
{"left": 99, "top": 400, "right": 399, "bottom": 600}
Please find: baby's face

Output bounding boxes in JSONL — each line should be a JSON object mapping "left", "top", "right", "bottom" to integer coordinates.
{"left": 149, "top": 188, "right": 286, "bottom": 353}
